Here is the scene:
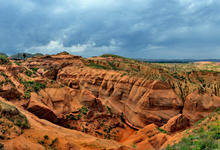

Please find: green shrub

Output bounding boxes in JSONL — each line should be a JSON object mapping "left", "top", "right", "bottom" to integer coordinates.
{"left": 49, "top": 138, "right": 58, "bottom": 147}
{"left": 158, "top": 127, "right": 167, "bottom": 133}
{"left": 106, "top": 106, "right": 113, "bottom": 116}
{"left": 132, "top": 143, "right": 136, "bottom": 149}
{"left": 21, "top": 79, "right": 46, "bottom": 93}
{"left": 23, "top": 90, "right": 31, "bottom": 99}
{"left": 79, "top": 106, "right": 89, "bottom": 115}
{"left": 0, "top": 55, "right": 9, "bottom": 64}
{"left": 107, "top": 61, "right": 117, "bottom": 70}
{"left": 25, "top": 70, "right": 33, "bottom": 77}
{"left": 30, "top": 67, "right": 39, "bottom": 72}
{"left": 14, "top": 61, "right": 21, "bottom": 66}
{"left": 44, "top": 135, "right": 49, "bottom": 140}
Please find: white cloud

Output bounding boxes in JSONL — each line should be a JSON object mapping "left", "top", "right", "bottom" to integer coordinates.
{"left": 26, "top": 39, "right": 120, "bottom": 56}
{"left": 1, "top": 0, "right": 220, "bottom": 58}
{"left": 26, "top": 40, "right": 89, "bottom": 54}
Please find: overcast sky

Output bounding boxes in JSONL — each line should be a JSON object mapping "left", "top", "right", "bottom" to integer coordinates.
{"left": 0, "top": 0, "right": 220, "bottom": 59}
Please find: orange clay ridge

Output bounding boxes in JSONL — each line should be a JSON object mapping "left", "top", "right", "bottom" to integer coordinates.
{"left": 0, "top": 52, "right": 219, "bottom": 150}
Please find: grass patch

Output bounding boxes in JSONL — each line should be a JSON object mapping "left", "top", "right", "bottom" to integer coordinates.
{"left": 101, "top": 54, "right": 125, "bottom": 59}
{"left": 86, "top": 62, "right": 108, "bottom": 70}
{"left": 25, "top": 70, "right": 33, "bottom": 77}
{"left": 20, "top": 79, "right": 46, "bottom": 93}
{"left": 14, "top": 61, "right": 21, "bottom": 66}
{"left": 158, "top": 127, "right": 167, "bottom": 133}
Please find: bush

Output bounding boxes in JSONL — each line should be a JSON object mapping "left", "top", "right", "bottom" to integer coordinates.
{"left": 24, "top": 80, "right": 45, "bottom": 92}
{"left": 158, "top": 127, "right": 167, "bottom": 133}
{"left": 14, "top": 61, "right": 21, "bottom": 66}
{"left": 23, "top": 90, "right": 31, "bottom": 99}
{"left": 44, "top": 135, "right": 49, "bottom": 140}
{"left": 0, "top": 55, "right": 9, "bottom": 64}
{"left": 25, "top": 70, "right": 33, "bottom": 77}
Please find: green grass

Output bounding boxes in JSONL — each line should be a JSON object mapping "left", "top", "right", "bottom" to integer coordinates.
{"left": 100, "top": 54, "right": 125, "bottom": 59}
{"left": 107, "top": 61, "right": 117, "bottom": 70}
{"left": 25, "top": 70, "right": 33, "bottom": 77}
{"left": 86, "top": 62, "right": 108, "bottom": 70}
{"left": 166, "top": 125, "right": 219, "bottom": 150}
{"left": 132, "top": 143, "right": 136, "bottom": 149}
{"left": 158, "top": 127, "right": 168, "bottom": 133}
{"left": 14, "top": 61, "right": 21, "bottom": 66}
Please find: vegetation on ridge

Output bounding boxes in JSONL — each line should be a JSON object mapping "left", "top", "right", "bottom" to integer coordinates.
{"left": 165, "top": 109, "right": 220, "bottom": 150}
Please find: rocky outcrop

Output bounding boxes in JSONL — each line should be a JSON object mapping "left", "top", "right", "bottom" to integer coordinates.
{"left": 57, "top": 67, "right": 183, "bottom": 127}
{"left": 26, "top": 93, "right": 58, "bottom": 123}
{"left": 122, "top": 123, "right": 171, "bottom": 150}
{"left": 149, "top": 133, "right": 169, "bottom": 150}
{"left": 183, "top": 91, "right": 220, "bottom": 124}
{"left": 0, "top": 88, "right": 22, "bottom": 100}
{"left": 161, "top": 114, "right": 190, "bottom": 132}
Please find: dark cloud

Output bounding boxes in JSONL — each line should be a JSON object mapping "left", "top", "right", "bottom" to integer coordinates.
{"left": 0, "top": 0, "right": 219, "bottom": 58}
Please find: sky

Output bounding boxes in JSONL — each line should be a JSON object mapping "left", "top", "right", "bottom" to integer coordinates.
{"left": 0, "top": 0, "right": 220, "bottom": 59}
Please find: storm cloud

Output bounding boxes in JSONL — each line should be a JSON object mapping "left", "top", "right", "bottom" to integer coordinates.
{"left": 0, "top": 0, "right": 220, "bottom": 58}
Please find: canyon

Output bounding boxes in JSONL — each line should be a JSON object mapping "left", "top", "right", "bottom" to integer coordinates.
{"left": 0, "top": 52, "right": 219, "bottom": 150}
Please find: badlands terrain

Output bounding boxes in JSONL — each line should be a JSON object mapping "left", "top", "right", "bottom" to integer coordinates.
{"left": 0, "top": 52, "right": 219, "bottom": 150}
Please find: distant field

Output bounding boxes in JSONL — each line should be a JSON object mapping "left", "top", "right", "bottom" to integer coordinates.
{"left": 150, "top": 61, "right": 220, "bottom": 72}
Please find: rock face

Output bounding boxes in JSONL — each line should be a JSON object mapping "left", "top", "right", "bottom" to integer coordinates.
{"left": 0, "top": 88, "right": 22, "bottom": 100}
{"left": 122, "top": 123, "right": 171, "bottom": 150}
{"left": 1, "top": 98, "right": 129, "bottom": 150}
{"left": 183, "top": 91, "right": 220, "bottom": 124}
{"left": 26, "top": 93, "right": 59, "bottom": 123}
{"left": 57, "top": 67, "right": 183, "bottom": 127}
{"left": 161, "top": 114, "right": 190, "bottom": 132}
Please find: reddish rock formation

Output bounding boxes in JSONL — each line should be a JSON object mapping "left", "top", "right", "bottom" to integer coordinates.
{"left": 183, "top": 91, "right": 220, "bottom": 124}
{"left": 57, "top": 67, "right": 183, "bottom": 127}
{"left": 161, "top": 114, "right": 190, "bottom": 132}
{"left": 0, "top": 53, "right": 219, "bottom": 150}
{"left": 26, "top": 93, "right": 58, "bottom": 123}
